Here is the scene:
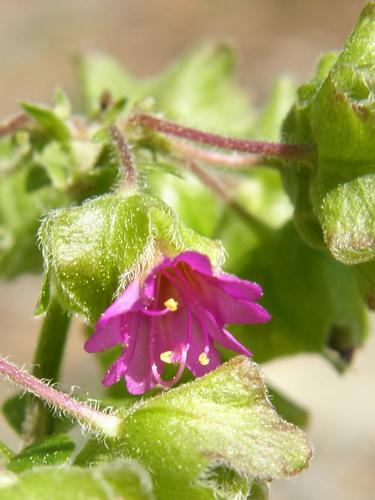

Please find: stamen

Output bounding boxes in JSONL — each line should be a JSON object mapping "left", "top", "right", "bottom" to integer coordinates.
{"left": 164, "top": 298, "right": 178, "bottom": 311}
{"left": 151, "top": 347, "right": 188, "bottom": 388}
{"left": 160, "top": 350, "right": 173, "bottom": 364}
{"left": 198, "top": 352, "right": 210, "bottom": 366}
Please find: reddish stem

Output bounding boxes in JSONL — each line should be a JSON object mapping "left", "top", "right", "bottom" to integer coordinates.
{"left": 0, "top": 113, "right": 29, "bottom": 138}
{"left": 0, "top": 355, "right": 120, "bottom": 437}
{"left": 109, "top": 125, "right": 137, "bottom": 188}
{"left": 168, "top": 137, "right": 261, "bottom": 168}
{"left": 131, "top": 114, "right": 314, "bottom": 162}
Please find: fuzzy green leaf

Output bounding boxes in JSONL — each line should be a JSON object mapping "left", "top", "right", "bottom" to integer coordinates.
{"left": 75, "top": 51, "right": 139, "bottom": 115}
{"left": 281, "top": 3, "right": 375, "bottom": 269}
{"left": 267, "top": 386, "right": 309, "bottom": 429}
{"left": 250, "top": 77, "right": 296, "bottom": 141}
{"left": 76, "top": 357, "right": 312, "bottom": 499}
{"left": 20, "top": 102, "right": 70, "bottom": 142}
{"left": 281, "top": 52, "right": 338, "bottom": 249}
{"left": 0, "top": 460, "right": 154, "bottom": 500}
{"left": 0, "top": 168, "right": 69, "bottom": 279}
{"left": 150, "top": 42, "right": 254, "bottom": 136}
{"left": 309, "top": 3, "right": 375, "bottom": 264}
{"left": 6, "top": 434, "right": 75, "bottom": 473}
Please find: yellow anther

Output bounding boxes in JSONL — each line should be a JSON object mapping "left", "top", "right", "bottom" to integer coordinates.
{"left": 198, "top": 352, "right": 210, "bottom": 366}
{"left": 164, "top": 298, "right": 178, "bottom": 312}
{"left": 160, "top": 351, "right": 173, "bottom": 364}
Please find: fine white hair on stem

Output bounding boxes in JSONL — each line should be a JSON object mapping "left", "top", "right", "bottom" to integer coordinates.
{"left": 0, "top": 354, "right": 121, "bottom": 439}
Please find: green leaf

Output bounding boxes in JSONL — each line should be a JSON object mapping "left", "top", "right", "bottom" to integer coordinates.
{"left": 21, "top": 102, "right": 70, "bottom": 142}
{"left": 150, "top": 42, "right": 254, "bottom": 136}
{"left": 0, "top": 167, "right": 69, "bottom": 279}
{"left": 354, "top": 260, "right": 375, "bottom": 308}
{"left": 0, "top": 441, "right": 13, "bottom": 463}
{"left": 75, "top": 51, "right": 139, "bottom": 115}
{"left": 281, "top": 3, "right": 375, "bottom": 267}
{"left": 228, "top": 222, "right": 368, "bottom": 369}
{"left": 2, "top": 393, "right": 73, "bottom": 436}
{"left": 76, "top": 357, "right": 312, "bottom": 499}
{"left": 53, "top": 88, "right": 71, "bottom": 120}
{"left": 37, "top": 141, "right": 72, "bottom": 188}
{"left": 214, "top": 168, "right": 292, "bottom": 270}
{"left": 250, "top": 77, "right": 296, "bottom": 141}
{"left": 267, "top": 386, "right": 309, "bottom": 429}
{"left": 148, "top": 170, "right": 222, "bottom": 237}
{"left": 37, "top": 192, "right": 224, "bottom": 322}
{"left": 6, "top": 434, "right": 75, "bottom": 473}
{"left": 280, "top": 52, "right": 338, "bottom": 249}
{"left": 0, "top": 460, "right": 154, "bottom": 500}
{"left": 0, "top": 132, "right": 31, "bottom": 173}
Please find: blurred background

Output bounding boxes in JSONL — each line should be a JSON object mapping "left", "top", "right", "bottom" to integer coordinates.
{"left": 0, "top": 1, "right": 374, "bottom": 499}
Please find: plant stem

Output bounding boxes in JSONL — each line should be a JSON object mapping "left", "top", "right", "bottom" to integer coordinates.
{"left": 0, "top": 113, "right": 29, "bottom": 138}
{"left": 168, "top": 137, "right": 262, "bottom": 168}
{"left": 24, "top": 297, "right": 70, "bottom": 442}
{"left": 0, "top": 355, "right": 120, "bottom": 438}
{"left": 131, "top": 113, "right": 314, "bottom": 163}
{"left": 186, "top": 161, "right": 271, "bottom": 238}
{"left": 109, "top": 125, "right": 137, "bottom": 188}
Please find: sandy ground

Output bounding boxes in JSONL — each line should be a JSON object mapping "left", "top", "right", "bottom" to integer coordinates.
{"left": 0, "top": 1, "right": 374, "bottom": 499}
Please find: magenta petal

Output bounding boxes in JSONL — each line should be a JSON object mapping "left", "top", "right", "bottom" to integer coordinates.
{"left": 102, "top": 350, "right": 128, "bottom": 386}
{"left": 85, "top": 249, "right": 271, "bottom": 395}
{"left": 172, "top": 251, "right": 213, "bottom": 276}
{"left": 207, "top": 272, "right": 263, "bottom": 301}
{"left": 186, "top": 317, "right": 221, "bottom": 377}
{"left": 193, "top": 274, "right": 270, "bottom": 325}
{"left": 96, "top": 281, "right": 141, "bottom": 329}
{"left": 153, "top": 311, "right": 186, "bottom": 361}
{"left": 200, "top": 310, "right": 252, "bottom": 356}
{"left": 125, "top": 317, "right": 155, "bottom": 395}
{"left": 85, "top": 315, "right": 127, "bottom": 353}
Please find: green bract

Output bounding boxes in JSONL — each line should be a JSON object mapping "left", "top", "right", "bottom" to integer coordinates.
{"left": 310, "top": 4, "right": 375, "bottom": 265}
{"left": 280, "top": 2, "right": 375, "bottom": 306}
{"left": 37, "top": 191, "right": 224, "bottom": 323}
{"left": 281, "top": 2, "right": 375, "bottom": 269}
{"left": 76, "top": 357, "right": 312, "bottom": 500}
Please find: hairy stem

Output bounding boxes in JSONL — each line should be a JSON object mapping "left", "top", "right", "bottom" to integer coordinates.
{"left": 24, "top": 297, "right": 71, "bottom": 443}
{"left": 168, "top": 137, "right": 262, "bottom": 168}
{"left": 0, "top": 113, "right": 29, "bottom": 138}
{"left": 131, "top": 113, "right": 314, "bottom": 163}
{"left": 186, "top": 161, "right": 271, "bottom": 238}
{"left": 0, "top": 355, "right": 120, "bottom": 438}
{"left": 109, "top": 125, "right": 137, "bottom": 188}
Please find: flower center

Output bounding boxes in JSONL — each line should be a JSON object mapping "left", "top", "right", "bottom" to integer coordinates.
{"left": 164, "top": 298, "right": 178, "bottom": 312}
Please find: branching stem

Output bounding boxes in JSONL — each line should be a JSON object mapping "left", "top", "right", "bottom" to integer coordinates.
{"left": 131, "top": 113, "right": 314, "bottom": 163}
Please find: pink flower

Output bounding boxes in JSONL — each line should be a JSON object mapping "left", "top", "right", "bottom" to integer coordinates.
{"left": 85, "top": 251, "right": 270, "bottom": 394}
